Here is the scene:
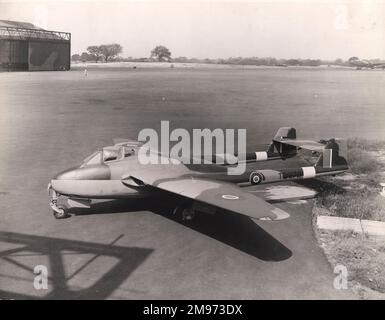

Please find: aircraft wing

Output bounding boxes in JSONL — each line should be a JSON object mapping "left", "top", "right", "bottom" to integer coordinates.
{"left": 121, "top": 162, "right": 289, "bottom": 221}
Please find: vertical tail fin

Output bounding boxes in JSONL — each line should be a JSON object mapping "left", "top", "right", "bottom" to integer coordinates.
{"left": 267, "top": 127, "right": 297, "bottom": 158}
{"left": 315, "top": 138, "right": 348, "bottom": 169}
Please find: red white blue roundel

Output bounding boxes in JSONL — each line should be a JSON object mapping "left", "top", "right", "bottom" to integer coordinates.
{"left": 221, "top": 194, "right": 240, "bottom": 200}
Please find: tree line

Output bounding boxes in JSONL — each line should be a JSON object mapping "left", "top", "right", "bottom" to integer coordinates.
{"left": 72, "top": 44, "right": 171, "bottom": 63}
{"left": 72, "top": 44, "right": 383, "bottom": 67}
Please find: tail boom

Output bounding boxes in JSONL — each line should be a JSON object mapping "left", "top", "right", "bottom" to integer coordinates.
{"left": 248, "top": 128, "right": 348, "bottom": 185}
{"left": 249, "top": 165, "right": 347, "bottom": 185}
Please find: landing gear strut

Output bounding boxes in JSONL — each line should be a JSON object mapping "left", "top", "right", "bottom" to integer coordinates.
{"left": 48, "top": 183, "right": 70, "bottom": 219}
{"left": 173, "top": 202, "right": 195, "bottom": 223}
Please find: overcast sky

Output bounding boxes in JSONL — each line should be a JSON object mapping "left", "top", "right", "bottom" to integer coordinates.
{"left": 1, "top": 0, "right": 384, "bottom": 60}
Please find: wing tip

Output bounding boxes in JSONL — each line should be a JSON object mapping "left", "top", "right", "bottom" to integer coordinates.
{"left": 271, "top": 208, "right": 290, "bottom": 220}
{"left": 252, "top": 207, "right": 290, "bottom": 221}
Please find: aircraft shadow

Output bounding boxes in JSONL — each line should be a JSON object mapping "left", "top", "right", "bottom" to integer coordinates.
{"left": 70, "top": 198, "right": 292, "bottom": 262}
{"left": 0, "top": 231, "right": 153, "bottom": 299}
{"left": 294, "top": 178, "right": 347, "bottom": 195}
{"left": 168, "top": 211, "right": 293, "bottom": 262}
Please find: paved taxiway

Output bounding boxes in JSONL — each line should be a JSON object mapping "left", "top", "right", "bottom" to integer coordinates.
{"left": 0, "top": 68, "right": 358, "bottom": 299}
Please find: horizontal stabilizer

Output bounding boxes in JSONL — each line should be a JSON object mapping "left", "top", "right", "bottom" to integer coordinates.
{"left": 273, "top": 138, "right": 325, "bottom": 152}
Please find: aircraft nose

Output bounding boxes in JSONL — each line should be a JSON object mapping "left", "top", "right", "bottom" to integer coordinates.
{"left": 53, "top": 166, "right": 80, "bottom": 180}
{"left": 51, "top": 165, "right": 111, "bottom": 196}
{"left": 53, "top": 165, "right": 111, "bottom": 180}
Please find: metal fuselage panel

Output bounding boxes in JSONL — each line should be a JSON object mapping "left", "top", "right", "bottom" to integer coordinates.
{"left": 51, "top": 157, "right": 149, "bottom": 198}
{"left": 50, "top": 179, "right": 145, "bottom": 198}
{"left": 50, "top": 155, "right": 230, "bottom": 199}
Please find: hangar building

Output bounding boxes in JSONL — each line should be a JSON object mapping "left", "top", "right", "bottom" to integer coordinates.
{"left": 0, "top": 20, "right": 71, "bottom": 71}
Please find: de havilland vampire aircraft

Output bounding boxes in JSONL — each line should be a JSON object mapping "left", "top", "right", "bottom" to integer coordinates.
{"left": 48, "top": 127, "right": 348, "bottom": 222}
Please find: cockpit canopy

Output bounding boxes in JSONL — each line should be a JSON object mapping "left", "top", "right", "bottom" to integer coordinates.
{"left": 81, "top": 145, "right": 136, "bottom": 167}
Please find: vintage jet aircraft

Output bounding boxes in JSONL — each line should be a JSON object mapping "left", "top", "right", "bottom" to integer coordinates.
{"left": 48, "top": 127, "right": 348, "bottom": 221}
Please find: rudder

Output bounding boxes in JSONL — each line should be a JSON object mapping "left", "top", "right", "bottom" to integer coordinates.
{"left": 315, "top": 138, "right": 348, "bottom": 169}
{"left": 267, "top": 127, "right": 297, "bottom": 158}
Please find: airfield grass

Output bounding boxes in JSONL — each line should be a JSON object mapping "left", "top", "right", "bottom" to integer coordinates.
{"left": 347, "top": 138, "right": 385, "bottom": 175}
{"left": 313, "top": 138, "right": 385, "bottom": 297}
{"left": 316, "top": 228, "right": 385, "bottom": 296}
{"left": 319, "top": 191, "right": 385, "bottom": 221}
{"left": 313, "top": 137, "right": 385, "bottom": 222}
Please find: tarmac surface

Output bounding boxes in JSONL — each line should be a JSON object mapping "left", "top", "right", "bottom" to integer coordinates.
{"left": 0, "top": 67, "right": 365, "bottom": 299}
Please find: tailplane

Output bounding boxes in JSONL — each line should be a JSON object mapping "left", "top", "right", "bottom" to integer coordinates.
{"left": 267, "top": 127, "right": 298, "bottom": 159}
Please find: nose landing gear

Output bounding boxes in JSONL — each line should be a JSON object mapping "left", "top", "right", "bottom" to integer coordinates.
{"left": 48, "top": 183, "right": 70, "bottom": 219}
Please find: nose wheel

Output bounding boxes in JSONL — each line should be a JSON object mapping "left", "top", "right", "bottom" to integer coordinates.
{"left": 48, "top": 183, "right": 70, "bottom": 219}
{"left": 52, "top": 204, "right": 70, "bottom": 219}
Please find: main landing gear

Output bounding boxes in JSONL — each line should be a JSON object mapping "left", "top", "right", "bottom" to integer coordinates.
{"left": 172, "top": 202, "right": 196, "bottom": 223}
{"left": 48, "top": 183, "right": 70, "bottom": 219}
{"left": 171, "top": 200, "right": 216, "bottom": 223}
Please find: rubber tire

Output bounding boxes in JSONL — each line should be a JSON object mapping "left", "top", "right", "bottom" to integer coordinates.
{"left": 172, "top": 204, "right": 194, "bottom": 224}
{"left": 249, "top": 172, "right": 263, "bottom": 185}
{"left": 181, "top": 207, "right": 195, "bottom": 221}
{"left": 53, "top": 206, "right": 70, "bottom": 219}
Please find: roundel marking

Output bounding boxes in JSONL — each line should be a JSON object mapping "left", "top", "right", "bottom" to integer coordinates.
{"left": 222, "top": 194, "right": 240, "bottom": 200}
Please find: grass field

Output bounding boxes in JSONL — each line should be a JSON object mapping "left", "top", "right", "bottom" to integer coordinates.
{"left": 316, "top": 229, "right": 385, "bottom": 298}
{"left": 1, "top": 65, "right": 385, "bottom": 168}
{"left": 313, "top": 137, "right": 385, "bottom": 222}
{"left": 312, "top": 137, "right": 385, "bottom": 297}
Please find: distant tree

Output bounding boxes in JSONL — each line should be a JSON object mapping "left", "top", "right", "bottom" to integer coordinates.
{"left": 348, "top": 57, "right": 359, "bottom": 63}
{"left": 151, "top": 45, "right": 172, "bottom": 62}
{"left": 99, "top": 44, "right": 123, "bottom": 62}
{"left": 242, "top": 57, "right": 259, "bottom": 65}
{"left": 173, "top": 56, "right": 188, "bottom": 63}
{"left": 80, "top": 52, "right": 94, "bottom": 62}
{"left": 267, "top": 57, "right": 277, "bottom": 66}
{"left": 334, "top": 58, "right": 343, "bottom": 65}
{"left": 71, "top": 54, "right": 81, "bottom": 61}
{"left": 87, "top": 46, "right": 104, "bottom": 62}
{"left": 276, "top": 59, "right": 287, "bottom": 66}
{"left": 80, "top": 52, "right": 88, "bottom": 62}
{"left": 286, "top": 59, "right": 300, "bottom": 66}
{"left": 302, "top": 59, "right": 322, "bottom": 66}
{"left": 257, "top": 58, "right": 269, "bottom": 66}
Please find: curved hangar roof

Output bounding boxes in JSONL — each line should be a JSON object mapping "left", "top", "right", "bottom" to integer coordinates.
{"left": 0, "top": 20, "right": 70, "bottom": 42}
{"left": 0, "top": 20, "right": 44, "bottom": 29}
